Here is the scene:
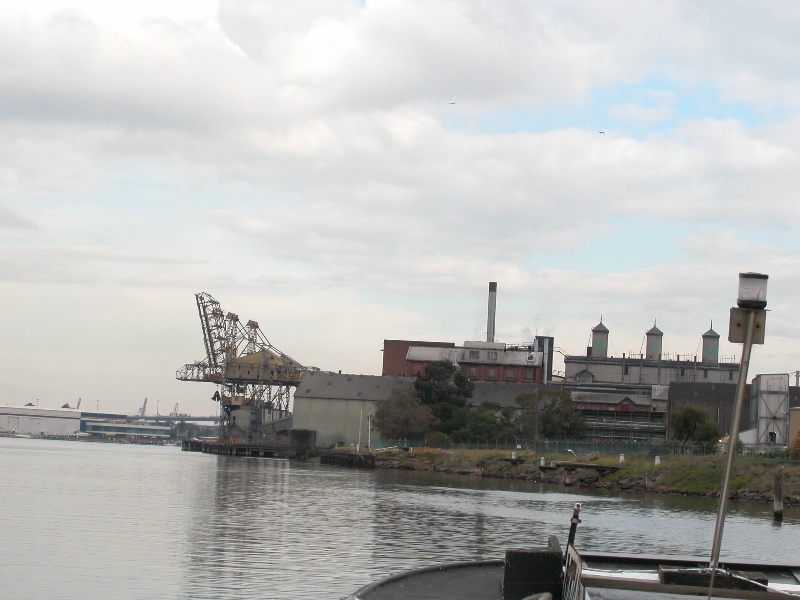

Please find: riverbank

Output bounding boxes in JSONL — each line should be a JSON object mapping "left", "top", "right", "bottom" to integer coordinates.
{"left": 371, "top": 448, "right": 799, "bottom": 504}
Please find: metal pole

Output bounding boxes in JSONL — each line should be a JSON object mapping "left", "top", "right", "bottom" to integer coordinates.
{"left": 566, "top": 502, "right": 582, "bottom": 552}
{"left": 709, "top": 309, "right": 756, "bottom": 569}
{"left": 357, "top": 407, "right": 362, "bottom": 452}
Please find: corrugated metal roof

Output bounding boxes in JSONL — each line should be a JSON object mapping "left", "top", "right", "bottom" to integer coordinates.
{"left": 462, "top": 341, "right": 505, "bottom": 350}
{"left": 571, "top": 391, "right": 652, "bottom": 406}
{"left": 294, "top": 372, "right": 547, "bottom": 408}
{"left": 295, "top": 371, "right": 413, "bottom": 402}
{"left": 0, "top": 405, "right": 83, "bottom": 419}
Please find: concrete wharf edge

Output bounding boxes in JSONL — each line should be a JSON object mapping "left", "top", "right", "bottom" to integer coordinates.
{"left": 181, "top": 439, "right": 290, "bottom": 457}
{"left": 320, "top": 451, "right": 376, "bottom": 468}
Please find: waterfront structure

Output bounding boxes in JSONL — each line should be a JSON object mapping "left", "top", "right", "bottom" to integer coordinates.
{"left": 83, "top": 420, "right": 171, "bottom": 441}
{"left": 292, "top": 371, "right": 546, "bottom": 447}
{"left": 176, "top": 292, "right": 313, "bottom": 441}
{"left": 0, "top": 406, "right": 82, "bottom": 436}
{"left": 293, "top": 372, "right": 413, "bottom": 447}
{"left": 564, "top": 321, "right": 739, "bottom": 386}
{"left": 0, "top": 405, "right": 172, "bottom": 441}
{"left": 669, "top": 377, "right": 800, "bottom": 448}
{"left": 559, "top": 320, "right": 747, "bottom": 442}
{"left": 741, "top": 373, "right": 791, "bottom": 446}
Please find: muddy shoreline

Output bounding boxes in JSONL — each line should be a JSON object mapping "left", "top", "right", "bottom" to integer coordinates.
{"left": 367, "top": 448, "right": 798, "bottom": 505}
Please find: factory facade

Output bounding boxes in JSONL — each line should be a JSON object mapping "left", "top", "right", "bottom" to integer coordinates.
{"left": 291, "top": 283, "right": 798, "bottom": 448}
{"left": 293, "top": 370, "right": 546, "bottom": 448}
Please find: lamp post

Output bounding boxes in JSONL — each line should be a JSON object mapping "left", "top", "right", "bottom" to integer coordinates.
{"left": 709, "top": 273, "right": 768, "bottom": 571}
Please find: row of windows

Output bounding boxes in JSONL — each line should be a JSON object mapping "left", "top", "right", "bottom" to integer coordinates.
{"left": 465, "top": 366, "right": 534, "bottom": 380}
{"left": 622, "top": 365, "right": 735, "bottom": 380}
{"left": 467, "top": 350, "right": 500, "bottom": 360}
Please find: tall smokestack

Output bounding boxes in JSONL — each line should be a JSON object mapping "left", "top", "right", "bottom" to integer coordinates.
{"left": 487, "top": 282, "right": 497, "bottom": 342}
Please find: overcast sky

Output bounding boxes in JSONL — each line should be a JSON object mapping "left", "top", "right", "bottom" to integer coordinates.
{"left": 3, "top": 1, "right": 800, "bottom": 416}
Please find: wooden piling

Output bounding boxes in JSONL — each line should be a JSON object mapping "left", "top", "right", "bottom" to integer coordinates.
{"left": 774, "top": 466, "right": 784, "bottom": 523}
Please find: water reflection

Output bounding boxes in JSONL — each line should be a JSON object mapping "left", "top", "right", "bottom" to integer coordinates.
{"left": 2, "top": 439, "right": 797, "bottom": 600}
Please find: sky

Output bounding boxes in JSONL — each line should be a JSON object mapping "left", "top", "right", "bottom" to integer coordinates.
{"left": 3, "top": 1, "right": 800, "bottom": 416}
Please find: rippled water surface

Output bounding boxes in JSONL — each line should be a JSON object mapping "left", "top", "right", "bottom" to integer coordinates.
{"left": 2, "top": 438, "right": 797, "bottom": 599}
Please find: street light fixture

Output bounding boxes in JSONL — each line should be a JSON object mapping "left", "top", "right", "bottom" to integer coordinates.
{"left": 709, "top": 273, "right": 768, "bottom": 573}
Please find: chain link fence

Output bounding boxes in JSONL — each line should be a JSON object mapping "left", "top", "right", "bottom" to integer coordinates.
{"left": 377, "top": 438, "right": 797, "bottom": 461}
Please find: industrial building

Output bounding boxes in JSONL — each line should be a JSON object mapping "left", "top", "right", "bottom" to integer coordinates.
{"left": 564, "top": 320, "right": 739, "bottom": 386}
{"left": 0, "top": 405, "right": 172, "bottom": 441}
{"left": 293, "top": 370, "right": 547, "bottom": 448}
{"left": 382, "top": 283, "right": 555, "bottom": 385}
{"left": 0, "top": 406, "right": 82, "bottom": 436}
{"left": 193, "top": 282, "right": 800, "bottom": 450}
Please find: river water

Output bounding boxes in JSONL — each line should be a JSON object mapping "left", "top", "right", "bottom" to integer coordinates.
{"left": 1, "top": 438, "right": 797, "bottom": 600}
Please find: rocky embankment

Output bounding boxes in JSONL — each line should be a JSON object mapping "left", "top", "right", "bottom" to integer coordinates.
{"left": 372, "top": 448, "right": 799, "bottom": 505}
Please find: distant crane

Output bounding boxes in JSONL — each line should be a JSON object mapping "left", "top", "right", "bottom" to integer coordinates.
{"left": 176, "top": 292, "right": 315, "bottom": 440}
{"left": 169, "top": 403, "right": 180, "bottom": 417}
{"left": 138, "top": 398, "right": 148, "bottom": 417}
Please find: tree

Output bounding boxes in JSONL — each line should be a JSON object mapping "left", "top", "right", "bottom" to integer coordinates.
{"left": 516, "top": 388, "right": 582, "bottom": 450}
{"left": 670, "top": 404, "right": 721, "bottom": 447}
{"left": 414, "top": 360, "right": 474, "bottom": 433}
{"left": 373, "top": 387, "right": 437, "bottom": 440}
{"left": 540, "top": 394, "right": 583, "bottom": 439}
{"left": 788, "top": 432, "right": 800, "bottom": 460}
{"left": 452, "top": 402, "right": 502, "bottom": 442}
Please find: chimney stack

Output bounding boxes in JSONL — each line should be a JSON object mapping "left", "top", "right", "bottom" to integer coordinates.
{"left": 487, "top": 282, "right": 497, "bottom": 343}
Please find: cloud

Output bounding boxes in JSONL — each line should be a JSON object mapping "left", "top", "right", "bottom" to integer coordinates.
{"left": 0, "top": 205, "right": 38, "bottom": 229}
{"left": 2, "top": 1, "right": 800, "bottom": 413}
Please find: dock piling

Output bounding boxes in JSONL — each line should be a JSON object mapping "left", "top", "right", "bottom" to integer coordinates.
{"left": 774, "top": 466, "right": 784, "bottom": 523}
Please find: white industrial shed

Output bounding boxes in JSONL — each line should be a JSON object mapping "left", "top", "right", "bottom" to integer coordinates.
{"left": 0, "top": 406, "right": 82, "bottom": 436}
{"left": 293, "top": 372, "right": 414, "bottom": 448}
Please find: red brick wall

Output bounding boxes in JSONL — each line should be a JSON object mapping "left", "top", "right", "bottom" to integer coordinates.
{"left": 382, "top": 340, "right": 455, "bottom": 376}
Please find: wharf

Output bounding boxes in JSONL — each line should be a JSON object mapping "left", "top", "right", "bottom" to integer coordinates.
{"left": 320, "top": 450, "right": 375, "bottom": 468}
{"left": 181, "top": 439, "right": 290, "bottom": 458}
{"left": 540, "top": 461, "right": 620, "bottom": 473}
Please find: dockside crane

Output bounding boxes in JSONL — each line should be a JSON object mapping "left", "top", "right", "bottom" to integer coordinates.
{"left": 176, "top": 292, "right": 313, "bottom": 440}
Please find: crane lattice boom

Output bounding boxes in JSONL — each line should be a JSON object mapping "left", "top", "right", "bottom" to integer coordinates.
{"left": 176, "top": 292, "right": 314, "bottom": 440}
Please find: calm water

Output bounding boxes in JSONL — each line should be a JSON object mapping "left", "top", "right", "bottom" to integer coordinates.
{"left": 1, "top": 438, "right": 798, "bottom": 600}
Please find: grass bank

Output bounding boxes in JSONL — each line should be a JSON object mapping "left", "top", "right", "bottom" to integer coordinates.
{"left": 372, "top": 448, "right": 799, "bottom": 504}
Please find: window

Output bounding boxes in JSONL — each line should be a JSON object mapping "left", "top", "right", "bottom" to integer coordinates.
{"left": 703, "top": 369, "right": 708, "bottom": 379}
{"left": 487, "top": 368, "right": 496, "bottom": 379}
{"left": 488, "top": 350, "right": 498, "bottom": 360}
{"left": 468, "top": 350, "right": 480, "bottom": 359}
{"left": 729, "top": 371, "right": 733, "bottom": 380}
{"left": 525, "top": 370, "right": 534, "bottom": 380}
{"left": 506, "top": 368, "right": 515, "bottom": 379}
{"left": 624, "top": 365, "right": 629, "bottom": 375}
{"left": 469, "top": 367, "right": 477, "bottom": 377}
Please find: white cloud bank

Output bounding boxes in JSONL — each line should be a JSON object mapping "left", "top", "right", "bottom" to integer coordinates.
{"left": 2, "top": 1, "right": 800, "bottom": 414}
